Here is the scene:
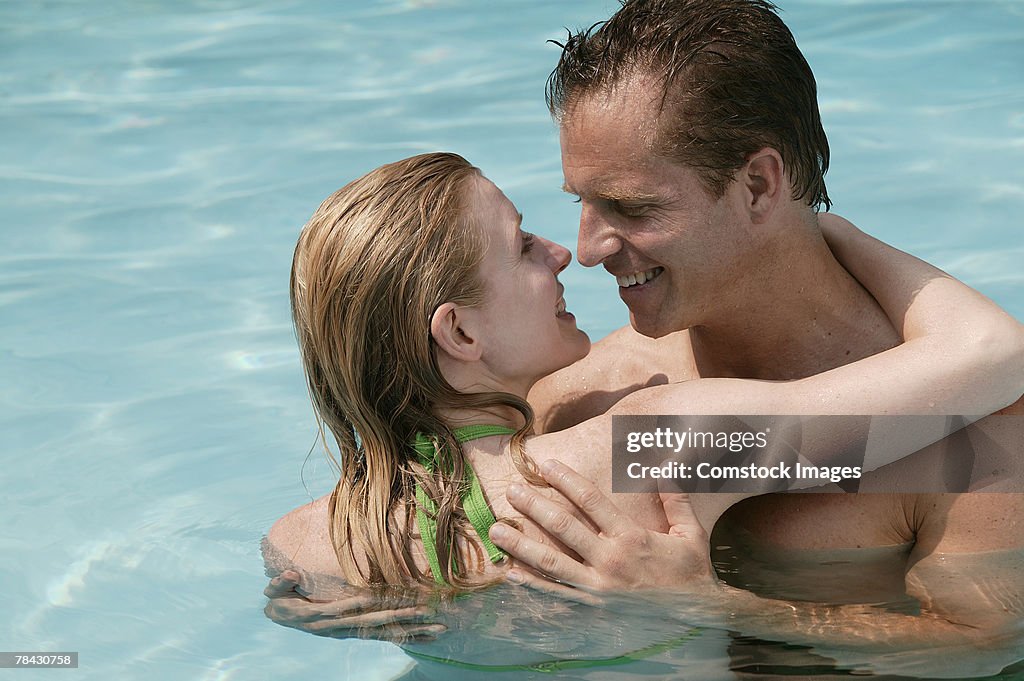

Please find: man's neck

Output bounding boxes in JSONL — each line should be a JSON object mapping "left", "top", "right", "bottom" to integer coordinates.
{"left": 688, "top": 224, "right": 901, "bottom": 381}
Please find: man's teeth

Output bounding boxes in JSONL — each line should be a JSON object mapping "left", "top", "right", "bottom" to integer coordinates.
{"left": 556, "top": 298, "right": 566, "bottom": 314}
{"left": 616, "top": 267, "right": 663, "bottom": 288}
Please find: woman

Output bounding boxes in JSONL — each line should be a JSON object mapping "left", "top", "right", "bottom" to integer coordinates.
{"left": 267, "top": 152, "right": 1023, "bottom": 595}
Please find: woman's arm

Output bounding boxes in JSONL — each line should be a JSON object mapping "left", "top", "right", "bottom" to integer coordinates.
{"left": 815, "top": 213, "right": 1024, "bottom": 413}
{"left": 588, "top": 217, "right": 1024, "bottom": 493}
{"left": 612, "top": 221, "right": 1023, "bottom": 418}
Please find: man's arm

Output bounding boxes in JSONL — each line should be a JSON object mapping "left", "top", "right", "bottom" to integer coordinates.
{"left": 491, "top": 461, "right": 1024, "bottom": 677}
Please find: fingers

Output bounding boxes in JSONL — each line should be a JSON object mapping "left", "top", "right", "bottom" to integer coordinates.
{"left": 264, "top": 570, "right": 302, "bottom": 599}
{"left": 328, "top": 622, "right": 448, "bottom": 643}
{"left": 265, "top": 594, "right": 332, "bottom": 625}
{"left": 659, "top": 493, "right": 703, "bottom": 539}
{"left": 655, "top": 476, "right": 706, "bottom": 541}
{"left": 266, "top": 594, "right": 442, "bottom": 638}
{"left": 334, "top": 605, "right": 434, "bottom": 627}
{"left": 489, "top": 523, "right": 591, "bottom": 587}
{"left": 270, "top": 600, "right": 447, "bottom": 642}
{"left": 270, "top": 595, "right": 372, "bottom": 621}
{"left": 505, "top": 569, "right": 604, "bottom": 607}
{"left": 262, "top": 570, "right": 449, "bottom": 643}
{"left": 268, "top": 592, "right": 423, "bottom": 620}
{"left": 504, "top": 482, "right": 600, "bottom": 558}
{"left": 539, "top": 460, "right": 634, "bottom": 535}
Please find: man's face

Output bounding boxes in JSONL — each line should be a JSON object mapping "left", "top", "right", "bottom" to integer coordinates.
{"left": 560, "top": 79, "right": 756, "bottom": 338}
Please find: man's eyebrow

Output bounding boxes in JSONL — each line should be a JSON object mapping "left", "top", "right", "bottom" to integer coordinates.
{"left": 561, "top": 183, "right": 659, "bottom": 202}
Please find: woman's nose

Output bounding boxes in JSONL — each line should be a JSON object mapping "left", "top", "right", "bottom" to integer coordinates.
{"left": 538, "top": 236, "right": 572, "bottom": 274}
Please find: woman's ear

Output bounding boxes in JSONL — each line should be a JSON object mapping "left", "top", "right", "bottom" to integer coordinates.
{"left": 429, "top": 302, "right": 482, "bottom": 362}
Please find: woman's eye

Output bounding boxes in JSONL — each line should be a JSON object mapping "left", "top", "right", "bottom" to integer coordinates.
{"left": 571, "top": 197, "right": 581, "bottom": 204}
{"left": 522, "top": 232, "right": 535, "bottom": 254}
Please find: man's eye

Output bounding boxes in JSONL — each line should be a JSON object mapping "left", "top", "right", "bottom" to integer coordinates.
{"left": 616, "top": 202, "right": 647, "bottom": 217}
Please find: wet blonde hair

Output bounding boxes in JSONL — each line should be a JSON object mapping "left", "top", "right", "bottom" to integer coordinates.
{"left": 290, "top": 152, "right": 538, "bottom": 589}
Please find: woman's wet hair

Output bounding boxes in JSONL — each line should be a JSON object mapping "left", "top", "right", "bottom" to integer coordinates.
{"left": 290, "top": 152, "right": 537, "bottom": 589}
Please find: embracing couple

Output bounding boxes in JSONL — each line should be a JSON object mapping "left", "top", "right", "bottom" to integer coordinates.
{"left": 264, "top": 0, "right": 1024, "bottom": 673}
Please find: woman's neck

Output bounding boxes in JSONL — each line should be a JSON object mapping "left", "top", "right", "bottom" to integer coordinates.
{"left": 434, "top": 404, "right": 527, "bottom": 431}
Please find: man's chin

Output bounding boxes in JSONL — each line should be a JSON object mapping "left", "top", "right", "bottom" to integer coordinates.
{"left": 628, "top": 311, "right": 676, "bottom": 339}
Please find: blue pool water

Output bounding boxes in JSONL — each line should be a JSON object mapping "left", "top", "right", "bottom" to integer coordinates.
{"left": 1, "top": 1, "right": 1022, "bottom": 679}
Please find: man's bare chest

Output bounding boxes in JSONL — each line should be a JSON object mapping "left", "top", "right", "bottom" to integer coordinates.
{"left": 715, "top": 492, "right": 916, "bottom": 550}
{"left": 711, "top": 493, "right": 918, "bottom": 603}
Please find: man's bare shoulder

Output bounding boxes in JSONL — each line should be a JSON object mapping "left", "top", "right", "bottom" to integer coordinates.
{"left": 529, "top": 325, "right": 697, "bottom": 433}
{"left": 266, "top": 495, "right": 346, "bottom": 578}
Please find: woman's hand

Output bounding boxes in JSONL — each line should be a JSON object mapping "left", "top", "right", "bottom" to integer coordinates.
{"left": 263, "top": 570, "right": 447, "bottom": 642}
{"left": 488, "top": 459, "right": 722, "bottom": 598}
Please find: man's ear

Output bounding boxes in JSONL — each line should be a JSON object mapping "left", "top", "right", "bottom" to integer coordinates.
{"left": 740, "top": 147, "right": 785, "bottom": 224}
{"left": 429, "top": 302, "right": 482, "bottom": 362}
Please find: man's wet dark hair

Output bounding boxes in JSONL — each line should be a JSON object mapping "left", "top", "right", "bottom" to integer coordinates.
{"left": 547, "top": 0, "right": 831, "bottom": 210}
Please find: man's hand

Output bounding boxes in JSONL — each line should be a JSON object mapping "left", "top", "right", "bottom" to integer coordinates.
{"left": 263, "top": 570, "right": 447, "bottom": 642}
{"left": 488, "top": 459, "right": 721, "bottom": 597}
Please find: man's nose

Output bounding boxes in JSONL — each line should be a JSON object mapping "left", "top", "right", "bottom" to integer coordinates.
{"left": 576, "top": 204, "right": 620, "bottom": 268}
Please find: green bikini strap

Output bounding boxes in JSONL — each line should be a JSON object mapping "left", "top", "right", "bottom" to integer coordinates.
{"left": 413, "top": 424, "right": 517, "bottom": 586}
{"left": 413, "top": 474, "right": 446, "bottom": 586}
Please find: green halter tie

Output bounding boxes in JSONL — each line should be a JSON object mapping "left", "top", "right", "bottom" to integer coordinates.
{"left": 412, "top": 424, "right": 516, "bottom": 586}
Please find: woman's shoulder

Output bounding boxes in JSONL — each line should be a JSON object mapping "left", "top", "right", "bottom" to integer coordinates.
{"left": 266, "top": 495, "right": 347, "bottom": 579}
{"left": 527, "top": 420, "right": 670, "bottom": 534}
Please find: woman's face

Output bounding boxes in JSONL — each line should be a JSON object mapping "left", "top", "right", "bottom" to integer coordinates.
{"left": 468, "top": 175, "right": 591, "bottom": 392}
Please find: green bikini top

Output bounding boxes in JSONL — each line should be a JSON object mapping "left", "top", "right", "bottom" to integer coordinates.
{"left": 413, "top": 424, "right": 516, "bottom": 586}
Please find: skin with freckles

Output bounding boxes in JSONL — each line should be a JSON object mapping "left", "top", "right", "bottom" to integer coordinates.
{"left": 489, "top": 457, "right": 1024, "bottom": 676}
{"left": 533, "top": 78, "right": 1024, "bottom": 549}
{"left": 437, "top": 175, "right": 591, "bottom": 398}
{"left": 490, "top": 64, "right": 1024, "bottom": 672}
{"left": 265, "top": 0, "right": 1024, "bottom": 666}
{"left": 552, "top": 80, "right": 902, "bottom": 384}
{"left": 266, "top": 156, "right": 1024, "bottom": 657}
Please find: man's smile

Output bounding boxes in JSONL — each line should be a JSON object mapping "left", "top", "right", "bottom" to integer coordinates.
{"left": 615, "top": 266, "right": 664, "bottom": 288}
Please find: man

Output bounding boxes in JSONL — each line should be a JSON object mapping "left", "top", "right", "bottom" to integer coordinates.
{"left": 527, "top": 0, "right": 988, "bottom": 427}
{"left": 265, "top": 0, "right": 1024, "bottom": 671}
{"left": 482, "top": 0, "right": 1024, "bottom": 673}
